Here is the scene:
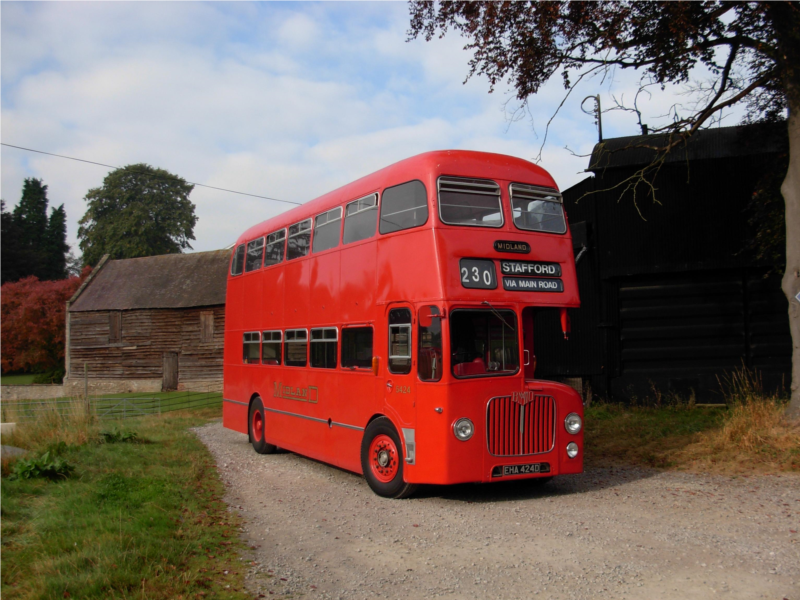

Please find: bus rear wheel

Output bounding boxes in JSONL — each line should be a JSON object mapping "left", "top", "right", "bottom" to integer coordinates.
{"left": 361, "top": 417, "right": 417, "bottom": 499}
{"left": 249, "top": 396, "right": 277, "bottom": 455}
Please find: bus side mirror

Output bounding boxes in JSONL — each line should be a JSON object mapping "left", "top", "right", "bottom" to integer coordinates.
{"left": 372, "top": 356, "right": 380, "bottom": 376}
{"left": 560, "top": 307, "right": 571, "bottom": 340}
{"left": 419, "top": 305, "right": 442, "bottom": 328}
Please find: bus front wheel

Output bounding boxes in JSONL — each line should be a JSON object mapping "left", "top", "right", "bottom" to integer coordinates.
{"left": 361, "top": 417, "right": 417, "bottom": 499}
{"left": 249, "top": 397, "right": 277, "bottom": 455}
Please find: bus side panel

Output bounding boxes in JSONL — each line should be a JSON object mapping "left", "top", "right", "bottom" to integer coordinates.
{"left": 376, "top": 230, "right": 441, "bottom": 304}
{"left": 339, "top": 241, "right": 377, "bottom": 323}
{"left": 309, "top": 252, "right": 340, "bottom": 324}
{"left": 330, "top": 370, "right": 374, "bottom": 474}
{"left": 261, "top": 266, "right": 285, "bottom": 327}
{"left": 284, "top": 259, "right": 311, "bottom": 327}
{"left": 223, "top": 393, "right": 249, "bottom": 434}
{"left": 223, "top": 273, "right": 248, "bottom": 434}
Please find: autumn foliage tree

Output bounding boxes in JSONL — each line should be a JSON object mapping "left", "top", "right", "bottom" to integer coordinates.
{"left": 1, "top": 268, "right": 90, "bottom": 381}
{"left": 409, "top": 0, "right": 800, "bottom": 415}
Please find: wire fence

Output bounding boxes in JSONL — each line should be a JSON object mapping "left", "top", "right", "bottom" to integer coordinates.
{"left": 1, "top": 389, "right": 222, "bottom": 422}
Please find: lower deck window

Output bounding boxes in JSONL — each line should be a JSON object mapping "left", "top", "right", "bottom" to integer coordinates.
{"left": 284, "top": 329, "right": 308, "bottom": 367}
{"left": 262, "top": 330, "right": 282, "bottom": 365}
{"left": 243, "top": 332, "right": 260, "bottom": 364}
{"left": 310, "top": 327, "right": 338, "bottom": 368}
{"left": 341, "top": 327, "right": 373, "bottom": 369}
{"left": 450, "top": 309, "right": 519, "bottom": 377}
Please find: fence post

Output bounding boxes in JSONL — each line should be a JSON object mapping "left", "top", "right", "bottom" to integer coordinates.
{"left": 84, "top": 362, "right": 89, "bottom": 415}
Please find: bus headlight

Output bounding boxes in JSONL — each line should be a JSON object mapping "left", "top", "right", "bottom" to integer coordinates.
{"left": 566, "top": 442, "right": 579, "bottom": 458}
{"left": 564, "top": 413, "right": 582, "bottom": 434}
{"left": 453, "top": 418, "right": 474, "bottom": 441}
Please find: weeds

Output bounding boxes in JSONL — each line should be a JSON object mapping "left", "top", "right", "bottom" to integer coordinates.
{"left": 99, "top": 427, "right": 139, "bottom": 443}
{"left": 585, "top": 366, "right": 800, "bottom": 473}
{"left": 9, "top": 451, "right": 75, "bottom": 481}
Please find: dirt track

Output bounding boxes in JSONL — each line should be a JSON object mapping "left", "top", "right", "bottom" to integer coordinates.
{"left": 194, "top": 421, "right": 799, "bottom": 600}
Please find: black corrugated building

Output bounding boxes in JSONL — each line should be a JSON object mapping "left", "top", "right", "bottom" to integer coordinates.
{"left": 534, "top": 123, "right": 792, "bottom": 402}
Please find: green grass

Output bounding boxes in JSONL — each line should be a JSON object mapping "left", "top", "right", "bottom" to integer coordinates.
{"left": 1, "top": 374, "right": 39, "bottom": 385}
{"left": 584, "top": 375, "right": 800, "bottom": 473}
{"left": 1, "top": 408, "right": 255, "bottom": 600}
{"left": 584, "top": 402, "right": 727, "bottom": 468}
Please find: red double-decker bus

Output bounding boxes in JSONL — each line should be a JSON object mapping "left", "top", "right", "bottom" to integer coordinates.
{"left": 223, "top": 150, "right": 583, "bottom": 498}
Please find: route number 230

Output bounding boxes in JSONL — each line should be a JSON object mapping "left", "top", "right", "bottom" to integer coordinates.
{"left": 458, "top": 259, "right": 497, "bottom": 290}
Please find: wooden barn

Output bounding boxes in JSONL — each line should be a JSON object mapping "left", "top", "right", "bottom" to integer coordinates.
{"left": 64, "top": 249, "right": 229, "bottom": 395}
{"left": 534, "top": 122, "right": 792, "bottom": 402}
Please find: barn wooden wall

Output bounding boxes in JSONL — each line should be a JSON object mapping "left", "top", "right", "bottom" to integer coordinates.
{"left": 68, "top": 306, "right": 225, "bottom": 381}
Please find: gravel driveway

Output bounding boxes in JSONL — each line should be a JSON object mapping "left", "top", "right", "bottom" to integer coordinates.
{"left": 194, "top": 421, "right": 799, "bottom": 600}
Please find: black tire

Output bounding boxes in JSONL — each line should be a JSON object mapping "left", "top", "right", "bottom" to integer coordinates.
{"left": 248, "top": 396, "right": 277, "bottom": 455}
{"left": 360, "top": 417, "right": 417, "bottom": 499}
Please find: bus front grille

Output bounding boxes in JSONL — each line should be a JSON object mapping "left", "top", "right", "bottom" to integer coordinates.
{"left": 486, "top": 395, "right": 556, "bottom": 456}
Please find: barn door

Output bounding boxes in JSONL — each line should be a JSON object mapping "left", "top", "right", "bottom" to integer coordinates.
{"left": 163, "top": 352, "right": 179, "bottom": 391}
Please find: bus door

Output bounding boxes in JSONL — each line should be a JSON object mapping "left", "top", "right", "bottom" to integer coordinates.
{"left": 383, "top": 304, "right": 416, "bottom": 425}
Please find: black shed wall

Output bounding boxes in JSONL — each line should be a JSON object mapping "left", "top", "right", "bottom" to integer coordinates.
{"left": 534, "top": 128, "right": 791, "bottom": 401}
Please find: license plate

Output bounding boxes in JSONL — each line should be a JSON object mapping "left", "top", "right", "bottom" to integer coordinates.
{"left": 492, "top": 462, "right": 550, "bottom": 478}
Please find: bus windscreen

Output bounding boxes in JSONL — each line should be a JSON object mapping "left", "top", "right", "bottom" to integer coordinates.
{"left": 450, "top": 309, "right": 519, "bottom": 378}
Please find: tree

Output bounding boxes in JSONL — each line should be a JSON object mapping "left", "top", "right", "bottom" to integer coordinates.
{"left": 42, "top": 204, "right": 70, "bottom": 280}
{"left": 0, "top": 268, "right": 90, "bottom": 381}
{"left": 1, "top": 200, "right": 24, "bottom": 284}
{"left": 78, "top": 164, "right": 197, "bottom": 266}
{"left": 409, "top": 1, "right": 800, "bottom": 415}
{"left": 1, "top": 179, "right": 71, "bottom": 283}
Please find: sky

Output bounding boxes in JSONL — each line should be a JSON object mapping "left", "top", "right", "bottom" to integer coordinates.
{"left": 1, "top": 2, "right": 743, "bottom": 256}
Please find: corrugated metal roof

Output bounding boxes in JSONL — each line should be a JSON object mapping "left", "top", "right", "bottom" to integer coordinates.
{"left": 588, "top": 122, "right": 786, "bottom": 171}
{"left": 69, "top": 249, "right": 229, "bottom": 312}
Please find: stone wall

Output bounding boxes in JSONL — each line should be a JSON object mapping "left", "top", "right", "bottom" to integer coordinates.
{"left": 1, "top": 384, "right": 65, "bottom": 401}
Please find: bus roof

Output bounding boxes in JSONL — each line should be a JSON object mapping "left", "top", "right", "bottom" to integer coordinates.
{"left": 236, "top": 150, "right": 559, "bottom": 246}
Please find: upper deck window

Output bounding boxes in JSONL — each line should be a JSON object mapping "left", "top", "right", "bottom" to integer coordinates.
{"left": 343, "top": 194, "right": 378, "bottom": 244}
{"left": 379, "top": 180, "right": 428, "bottom": 234}
{"left": 438, "top": 177, "right": 503, "bottom": 228}
{"left": 245, "top": 237, "right": 265, "bottom": 272}
{"left": 287, "top": 219, "right": 312, "bottom": 260}
{"left": 313, "top": 207, "right": 342, "bottom": 253}
{"left": 264, "top": 229, "right": 286, "bottom": 266}
{"left": 231, "top": 244, "right": 245, "bottom": 276}
{"left": 509, "top": 183, "right": 566, "bottom": 234}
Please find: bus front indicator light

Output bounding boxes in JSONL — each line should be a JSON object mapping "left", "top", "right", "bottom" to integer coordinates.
{"left": 565, "top": 413, "right": 582, "bottom": 434}
{"left": 453, "top": 418, "right": 474, "bottom": 441}
{"left": 566, "top": 442, "right": 579, "bottom": 458}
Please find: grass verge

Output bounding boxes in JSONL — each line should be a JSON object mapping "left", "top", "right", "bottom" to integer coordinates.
{"left": 585, "top": 370, "right": 800, "bottom": 474}
{"left": 1, "top": 407, "right": 254, "bottom": 600}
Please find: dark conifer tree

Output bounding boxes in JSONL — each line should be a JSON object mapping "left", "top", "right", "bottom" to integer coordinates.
{"left": 43, "top": 204, "right": 70, "bottom": 280}
{"left": 1, "top": 200, "right": 24, "bottom": 284}
{"left": 12, "top": 178, "right": 49, "bottom": 278}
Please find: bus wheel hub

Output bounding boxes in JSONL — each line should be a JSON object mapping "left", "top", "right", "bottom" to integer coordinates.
{"left": 369, "top": 434, "right": 398, "bottom": 482}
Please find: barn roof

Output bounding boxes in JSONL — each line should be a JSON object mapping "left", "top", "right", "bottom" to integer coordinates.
{"left": 69, "top": 249, "right": 229, "bottom": 312}
{"left": 588, "top": 122, "right": 786, "bottom": 171}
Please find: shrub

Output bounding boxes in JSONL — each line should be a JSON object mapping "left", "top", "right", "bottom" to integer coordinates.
{"left": 99, "top": 428, "right": 139, "bottom": 443}
{"left": 9, "top": 450, "right": 75, "bottom": 481}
